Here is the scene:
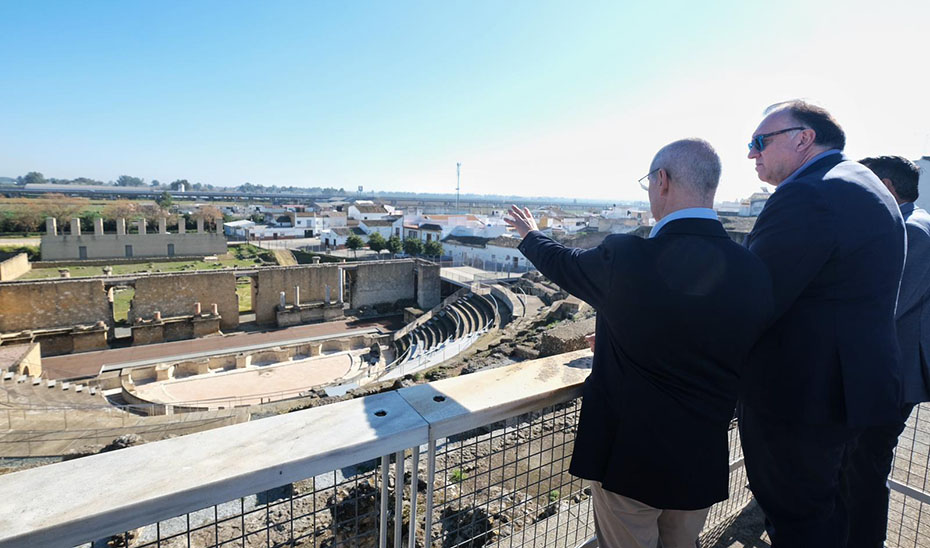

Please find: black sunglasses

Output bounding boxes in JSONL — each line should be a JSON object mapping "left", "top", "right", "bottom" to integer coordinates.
{"left": 748, "top": 127, "right": 807, "bottom": 152}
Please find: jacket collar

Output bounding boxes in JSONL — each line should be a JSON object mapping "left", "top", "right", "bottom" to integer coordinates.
{"left": 652, "top": 217, "right": 729, "bottom": 239}
{"left": 794, "top": 151, "right": 847, "bottom": 181}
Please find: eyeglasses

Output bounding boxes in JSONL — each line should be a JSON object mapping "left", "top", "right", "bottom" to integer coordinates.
{"left": 748, "top": 127, "right": 807, "bottom": 152}
{"left": 638, "top": 168, "right": 660, "bottom": 191}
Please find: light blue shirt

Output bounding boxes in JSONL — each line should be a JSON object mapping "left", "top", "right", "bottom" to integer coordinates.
{"left": 777, "top": 149, "right": 842, "bottom": 189}
{"left": 649, "top": 207, "right": 719, "bottom": 238}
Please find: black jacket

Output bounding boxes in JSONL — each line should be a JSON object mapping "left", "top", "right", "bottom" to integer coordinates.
{"left": 743, "top": 154, "right": 906, "bottom": 426}
{"left": 519, "top": 219, "right": 772, "bottom": 510}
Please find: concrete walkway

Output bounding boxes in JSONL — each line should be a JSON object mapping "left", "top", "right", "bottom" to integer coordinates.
{"left": 42, "top": 316, "right": 405, "bottom": 380}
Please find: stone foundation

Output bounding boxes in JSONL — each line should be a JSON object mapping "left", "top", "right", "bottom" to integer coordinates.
{"left": 275, "top": 301, "right": 344, "bottom": 327}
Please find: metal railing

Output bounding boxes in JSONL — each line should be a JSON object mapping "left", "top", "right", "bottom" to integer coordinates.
{"left": 2, "top": 349, "right": 930, "bottom": 547}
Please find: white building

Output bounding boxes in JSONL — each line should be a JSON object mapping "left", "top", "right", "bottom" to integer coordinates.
{"left": 359, "top": 217, "right": 403, "bottom": 239}
{"left": 290, "top": 210, "right": 347, "bottom": 237}
{"left": 223, "top": 219, "right": 255, "bottom": 238}
{"left": 348, "top": 202, "right": 397, "bottom": 221}
{"left": 320, "top": 227, "right": 368, "bottom": 248}
{"left": 442, "top": 234, "right": 530, "bottom": 271}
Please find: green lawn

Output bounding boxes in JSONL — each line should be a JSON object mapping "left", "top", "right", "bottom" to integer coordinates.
{"left": 237, "top": 280, "right": 253, "bottom": 312}
{"left": 112, "top": 287, "right": 134, "bottom": 323}
{"left": 21, "top": 244, "right": 276, "bottom": 280}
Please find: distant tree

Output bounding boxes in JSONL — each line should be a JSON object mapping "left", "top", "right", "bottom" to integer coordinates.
{"left": 39, "top": 193, "right": 88, "bottom": 226}
{"left": 424, "top": 240, "right": 443, "bottom": 258}
{"left": 116, "top": 175, "right": 145, "bottom": 187}
{"left": 346, "top": 234, "right": 364, "bottom": 257}
{"left": 367, "top": 232, "right": 386, "bottom": 253}
{"left": 403, "top": 237, "right": 423, "bottom": 257}
{"left": 193, "top": 205, "right": 224, "bottom": 231}
{"left": 20, "top": 172, "right": 46, "bottom": 185}
{"left": 156, "top": 191, "right": 173, "bottom": 209}
{"left": 150, "top": 179, "right": 161, "bottom": 187}
{"left": 72, "top": 177, "right": 103, "bottom": 185}
{"left": 386, "top": 235, "right": 403, "bottom": 257}
{"left": 101, "top": 200, "right": 138, "bottom": 221}
{"left": 11, "top": 203, "right": 44, "bottom": 233}
{"left": 170, "top": 179, "right": 189, "bottom": 191}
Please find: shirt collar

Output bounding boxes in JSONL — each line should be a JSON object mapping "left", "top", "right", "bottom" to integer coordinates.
{"left": 777, "top": 149, "right": 842, "bottom": 189}
{"left": 900, "top": 202, "right": 915, "bottom": 218}
{"left": 649, "top": 207, "right": 718, "bottom": 238}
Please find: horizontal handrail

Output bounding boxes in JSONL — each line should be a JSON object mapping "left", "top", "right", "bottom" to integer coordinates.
{"left": 0, "top": 349, "right": 594, "bottom": 548}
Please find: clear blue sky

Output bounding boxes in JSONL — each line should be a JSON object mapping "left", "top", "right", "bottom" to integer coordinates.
{"left": 1, "top": 1, "right": 927, "bottom": 201}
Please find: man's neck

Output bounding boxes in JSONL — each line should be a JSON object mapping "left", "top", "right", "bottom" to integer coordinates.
{"left": 655, "top": 201, "right": 713, "bottom": 222}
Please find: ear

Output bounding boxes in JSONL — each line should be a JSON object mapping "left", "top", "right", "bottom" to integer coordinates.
{"left": 881, "top": 178, "right": 899, "bottom": 200}
{"left": 797, "top": 128, "right": 816, "bottom": 150}
{"left": 657, "top": 168, "right": 671, "bottom": 195}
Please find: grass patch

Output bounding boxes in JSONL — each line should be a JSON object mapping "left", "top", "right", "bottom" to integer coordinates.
{"left": 112, "top": 287, "right": 134, "bottom": 324}
{"left": 237, "top": 280, "right": 253, "bottom": 312}
{"left": 0, "top": 245, "right": 40, "bottom": 261}
{"left": 450, "top": 468, "right": 468, "bottom": 483}
{"left": 22, "top": 244, "right": 279, "bottom": 280}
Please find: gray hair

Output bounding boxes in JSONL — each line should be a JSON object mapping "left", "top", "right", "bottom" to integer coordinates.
{"left": 649, "top": 138, "right": 722, "bottom": 200}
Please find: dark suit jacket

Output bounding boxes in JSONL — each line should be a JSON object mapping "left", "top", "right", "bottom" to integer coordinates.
{"left": 518, "top": 219, "right": 772, "bottom": 510}
{"left": 897, "top": 203, "right": 930, "bottom": 405}
{"left": 743, "top": 153, "right": 906, "bottom": 427}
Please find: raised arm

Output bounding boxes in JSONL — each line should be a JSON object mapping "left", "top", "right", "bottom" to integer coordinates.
{"left": 506, "top": 205, "right": 613, "bottom": 309}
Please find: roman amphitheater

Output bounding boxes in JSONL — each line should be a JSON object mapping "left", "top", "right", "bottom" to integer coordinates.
{"left": 0, "top": 252, "right": 543, "bottom": 458}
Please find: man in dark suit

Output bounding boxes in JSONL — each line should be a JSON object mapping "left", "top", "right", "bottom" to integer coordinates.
{"left": 845, "top": 155, "right": 930, "bottom": 547}
{"left": 740, "top": 101, "right": 907, "bottom": 547}
{"left": 506, "top": 138, "right": 773, "bottom": 547}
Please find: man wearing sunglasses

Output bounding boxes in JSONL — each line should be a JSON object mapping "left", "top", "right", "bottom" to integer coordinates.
{"left": 739, "top": 101, "right": 906, "bottom": 547}
{"left": 506, "top": 139, "right": 773, "bottom": 547}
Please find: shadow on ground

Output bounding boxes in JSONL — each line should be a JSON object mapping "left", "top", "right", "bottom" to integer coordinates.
{"left": 705, "top": 500, "right": 770, "bottom": 548}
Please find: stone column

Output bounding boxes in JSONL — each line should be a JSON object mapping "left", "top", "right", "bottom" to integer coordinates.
{"left": 46, "top": 217, "right": 57, "bottom": 236}
{"left": 294, "top": 286, "right": 301, "bottom": 306}
{"left": 325, "top": 284, "right": 331, "bottom": 304}
{"left": 194, "top": 302, "right": 202, "bottom": 315}
{"left": 279, "top": 291, "right": 287, "bottom": 309}
{"left": 211, "top": 303, "right": 218, "bottom": 315}
{"left": 116, "top": 218, "right": 126, "bottom": 235}
{"left": 159, "top": 217, "right": 167, "bottom": 234}
{"left": 137, "top": 220, "right": 146, "bottom": 235}
{"left": 311, "top": 256, "right": 321, "bottom": 264}
{"left": 93, "top": 217, "right": 104, "bottom": 236}
{"left": 197, "top": 218, "right": 205, "bottom": 233}
{"left": 70, "top": 218, "right": 81, "bottom": 236}
{"left": 178, "top": 222, "right": 186, "bottom": 235}
{"left": 338, "top": 268, "right": 345, "bottom": 303}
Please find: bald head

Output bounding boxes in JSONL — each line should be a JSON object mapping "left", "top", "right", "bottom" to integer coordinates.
{"left": 649, "top": 138, "right": 722, "bottom": 201}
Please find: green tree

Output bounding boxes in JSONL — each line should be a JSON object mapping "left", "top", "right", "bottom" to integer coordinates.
{"left": 346, "top": 234, "right": 364, "bottom": 257}
{"left": 156, "top": 191, "right": 173, "bottom": 209}
{"left": 424, "top": 240, "right": 443, "bottom": 257}
{"left": 116, "top": 175, "right": 145, "bottom": 187}
{"left": 170, "top": 179, "right": 189, "bottom": 191}
{"left": 403, "top": 237, "right": 423, "bottom": 257}
{"left": 386, "top": 235, "right": 403, "bottom": 257}
{"left": 20, "top": 171, "right": 46, "bottom": 185}
{"left": 367, "top": 232, "right": 386, "bottom": 253}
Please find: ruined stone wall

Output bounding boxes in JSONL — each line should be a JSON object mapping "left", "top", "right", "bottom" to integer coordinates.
{"left": 0, "top": 253, "right": 30, "bottom": 281}
{"left": 131, "top": 272, "right": 239, "bottom": 330}
{"left": 351, "top": 261, "right": 415, "bottom": 309}
{"left": 0, "top": 279, "right": 111, "bottom": 332}
{"left": 254, "top": 265, "right": 342, "bottom": 325}
{"left": 416, "top": 261, "right": 441, "bottom": 310}
{"left": 40, "top": 233, "right": 227, "bottom": 261}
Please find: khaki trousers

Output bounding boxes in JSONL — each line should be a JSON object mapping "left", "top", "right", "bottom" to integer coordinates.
{"left": 590, "top": 482, "right": 710, "bottom": 548}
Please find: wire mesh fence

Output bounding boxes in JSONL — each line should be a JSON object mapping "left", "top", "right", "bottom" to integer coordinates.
{"left": 887, "top": 403, "right": 930, "bottom": 548}
{"left": 70, "top": 397, "right": 761, "bottom": 548}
